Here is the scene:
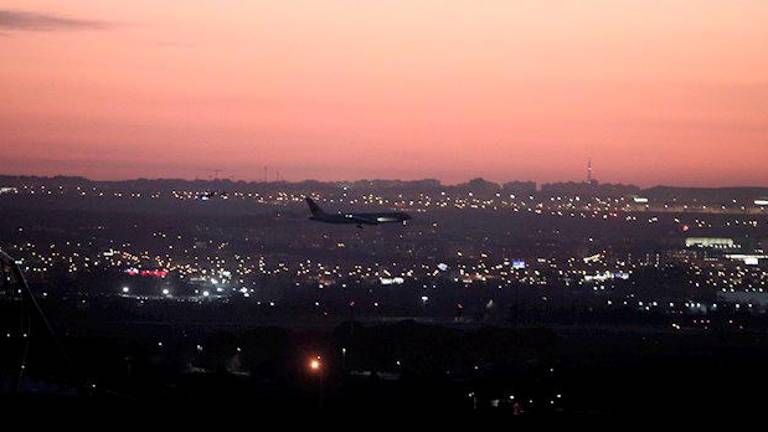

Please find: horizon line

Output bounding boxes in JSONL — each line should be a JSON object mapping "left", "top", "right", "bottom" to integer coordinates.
{"left": 3, "top": 172, "right": 768, "bottom": 191}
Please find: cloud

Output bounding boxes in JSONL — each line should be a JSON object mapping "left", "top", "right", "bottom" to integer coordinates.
{"left": 0, "top": 9, "right": 111, "bottom": 31}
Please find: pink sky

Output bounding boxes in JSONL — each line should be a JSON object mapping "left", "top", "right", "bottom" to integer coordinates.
{"left": 1, "top": 0, "right": 767, "bottom": 186}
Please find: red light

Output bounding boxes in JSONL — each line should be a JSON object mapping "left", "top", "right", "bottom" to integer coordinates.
{"left": 138, "top": 269, "right": 169, "bottom": 278}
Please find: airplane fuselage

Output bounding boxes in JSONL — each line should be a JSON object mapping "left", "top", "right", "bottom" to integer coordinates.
{"left": 309, "top": 212, "right": 410, "bottom": 225}
{"left": 305, "top": 197, "right": 411, "bottom": 227}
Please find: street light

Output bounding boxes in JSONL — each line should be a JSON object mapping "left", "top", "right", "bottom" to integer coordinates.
{"left": 309, "top": 355, "right": 322, "bottom": 372}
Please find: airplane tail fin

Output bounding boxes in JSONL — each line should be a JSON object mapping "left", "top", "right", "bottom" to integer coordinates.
{"left": 305, "top": 197, "right": 324, "bottom": 216}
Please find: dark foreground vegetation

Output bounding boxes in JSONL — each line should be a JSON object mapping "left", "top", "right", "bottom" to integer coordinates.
{"left": 2, "top": 314, "right": 768, "bottom": 415}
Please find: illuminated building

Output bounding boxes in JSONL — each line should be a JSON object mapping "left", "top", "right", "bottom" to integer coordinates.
{"left": 685, "top": 237, "right": 737, "bottom": 249}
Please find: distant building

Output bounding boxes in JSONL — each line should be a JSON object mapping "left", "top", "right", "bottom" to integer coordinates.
{"left": 540, "top": 181, "right": 639, "bottom": 197}
{"left": 501, "top": 181, "right": 536, "bottom": 196}
{"left": 725, "top": 254, "right": 765, "bottom": 265}
{"left": 685, "top": 237, "right": 737, "bottom": 249}
{"left": 452, "top": 178, "right": 501, "bottom": 198}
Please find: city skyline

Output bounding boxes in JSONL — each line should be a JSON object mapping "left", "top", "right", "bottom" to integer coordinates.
{"left": 2, "top": 1, "right": 768, "bottom": 187}
{"left": 1, "top": 163, "right": 766, "bottom": 189}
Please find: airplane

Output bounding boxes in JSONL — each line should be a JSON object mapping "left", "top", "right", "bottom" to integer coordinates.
{"left": 305, "top": 197, "right": 411, "bottom": 228}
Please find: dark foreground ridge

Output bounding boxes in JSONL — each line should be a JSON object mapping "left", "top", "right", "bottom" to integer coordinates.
{"left": 4, "top": 314, "right": 768, "bottom": 415}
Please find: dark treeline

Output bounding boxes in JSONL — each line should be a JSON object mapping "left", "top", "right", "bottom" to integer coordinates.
{"left": 4, "top": 174, "right": 768, "bottom": 202}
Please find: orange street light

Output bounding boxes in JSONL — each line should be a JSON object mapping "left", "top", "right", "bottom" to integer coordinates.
{"left": 309, "top": 356, "right": 322, "bottom": 372}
